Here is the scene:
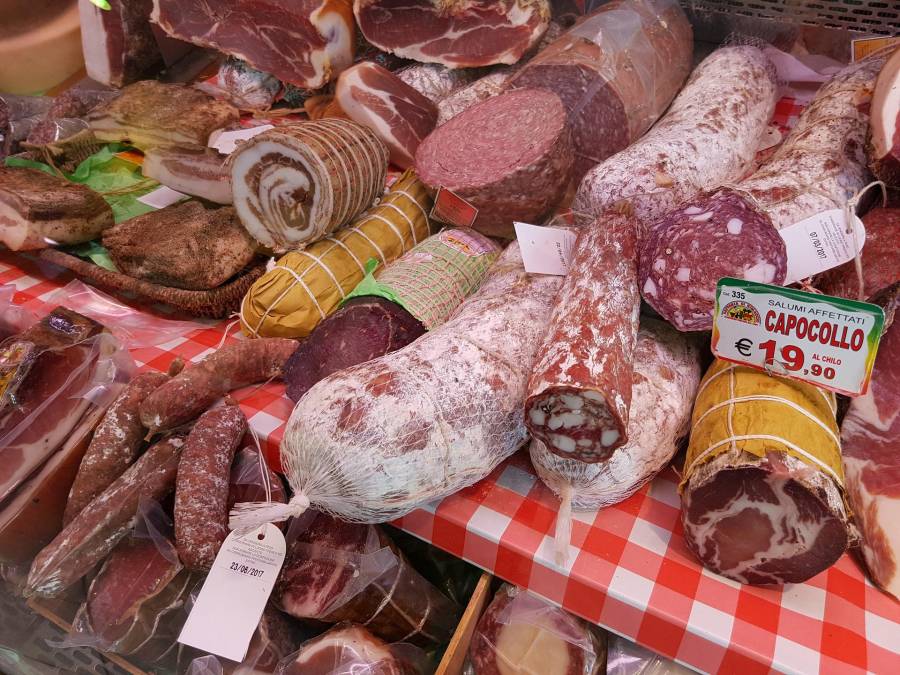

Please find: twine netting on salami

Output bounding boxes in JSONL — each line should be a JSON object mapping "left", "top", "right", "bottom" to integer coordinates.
{"left": 229, "top": 241, "right": 565, "bottom": 529}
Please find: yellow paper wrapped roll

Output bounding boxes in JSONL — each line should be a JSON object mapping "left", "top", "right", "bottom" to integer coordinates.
{"left": 679, "top": 359, "right": 850, "bottom": 585}
{"left": 240, "top": 170, "right": 433, "bottom": 338}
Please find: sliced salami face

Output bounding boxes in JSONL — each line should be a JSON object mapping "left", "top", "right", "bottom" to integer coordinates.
{"left": 639, "top": 190, "right": 788, "bottom": 332}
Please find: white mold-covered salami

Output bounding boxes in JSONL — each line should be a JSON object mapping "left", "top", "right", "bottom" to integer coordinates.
{"left": 531, "top": 319, "right": 701, "bottom": 510}
{"left": 573, "top": 46, "right": 778, "bottom": 235}
{"left": 640, "top": 52, "right": 889, "bottom": 332}
{"left": 436, "top": 69, "right": 514, "bottom": 125}
{"left": 235, "top": 242, "right": 563, "bottom": 526}
{"left": 396, "top": 63, "right": 481, "bottom": 104}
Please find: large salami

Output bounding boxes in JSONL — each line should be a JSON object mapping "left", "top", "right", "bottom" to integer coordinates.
{"left": 640, "top": 52, "right": 889, "bottom": 331}
{"left": 230, "top": 242, "right": 563, "bottom": 527}
{"left": 572, "top": 46, "right": 778, "bottom": 235}
{"left": 524, "top": 212, "right": 639, "bottom": 461}
{"left": 530, "top": 319, "right": 701, "bottom": 512}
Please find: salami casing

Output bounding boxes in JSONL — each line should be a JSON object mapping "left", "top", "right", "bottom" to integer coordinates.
{"left": 641, "top": 52, "right": 889, "bottom": 331}
{"left": 525, "top": 212, "right": 639, "bottom": 461}
{"left": 531, "top": 319, "right": 701, "bottom": 510}
{"left": 233, "top": 242, "right": 563, "bottom": 526}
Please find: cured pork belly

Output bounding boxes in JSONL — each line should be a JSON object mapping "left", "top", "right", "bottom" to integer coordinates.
{"left": 87, "top": 81, "right": 239, "bottom": 150}
{"left": 0, "top": 167, "right": 113, "bottom": 251}
{"left": 150, "top": 0, "right": 356, "bottom": 89}
{"left": 142, "top": 146, "right": 232, "bottom": 204}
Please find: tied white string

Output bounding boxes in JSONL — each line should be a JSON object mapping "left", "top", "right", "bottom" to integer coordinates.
{"left": 229, "top": 493, "right": 310, "bottom": 536}
{"left": 215, "top": 315, "right": 242, "bottom": 350}
{"left": 843, "top": 180, "right": 886, "bottom": 301}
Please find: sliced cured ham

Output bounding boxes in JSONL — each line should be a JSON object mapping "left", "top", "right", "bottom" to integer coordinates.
{"left": 0, "top": 167, "right": 113, "bottom": 251}
{"left": 868, "top": 46, "right": 900, "bottom": 188}
{"left": 142, "top": 146, "right": 232, "bottom": 205}
{"left": 354, "top": 0, "right": 551, "bottom": 68}
{"left": 280, "top": 624, "right": 419, "bottom": 675}
{"left": 336, "top": 62, "right": 438, "bottom": 169}
{"left": 87, "top": 81, "right": 239, "bottom": 150}
{"left": 231, "top": 119, "right": 388, "bottom": 251}
{"left": 151, "top": 0, "right": 356, "bottom": 89}
{"left": 842, "top": 291, "right": 900, "bottom": 598}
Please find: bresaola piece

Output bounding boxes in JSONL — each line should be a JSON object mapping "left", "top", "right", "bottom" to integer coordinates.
{"left": 87, "top": 81, "right": 239, "bottom": 150}
{"left": 275, "top": 512, "right": 459, "bottom": 647}
{"left": 0, "top": 167, "right": 113, "bottom": 251}
{"left": 531, "top": 319, "right": 701, "bottom": 512}
{"left": 415, "top": 88, "right": 573, "bottom": 238}
{"left": 525, "top": 212, "right": 639, "bottom": 461}
{"left": 841, "top": 291, "right": 900, "bottom": 598}
{"left": 142, "top": 147, "right": 232, "bottom": 204}
{"left": 468, "top": 585, "right": 605, "bottom": 675}
{"left": 280, "top": 624, "right": 420, "bottom": 675}
{"left": 354, "top": 1, "right": 551, "bottom": 68}
{"left": 509, "top": 0, "right": 693, "bottom": 180}
{"left": 151, "top": 0, "right": 356, "bottom": 89}
{"left": 640, "top": 52, "right": 888, "bottom": 331}
{"left": 868, "top": 46, "right": 900, "bottom": 187}
{"left": 336, "top": 62, "right": 438, "bottom": 169}
{"left": 78, "top": 0, "right": 165, "bottom": 88}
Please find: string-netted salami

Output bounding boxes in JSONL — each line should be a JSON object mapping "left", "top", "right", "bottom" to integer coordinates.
{"left": 641, "top": 52, "right": 889, "bottom": 331}
{"left": 231, "top": 119, "right": 389, "bottom": 252}
{"left": 572, "top": 46, "right": 778, "bottom": 235}
{"left": 230, "top": 242, "right": 563, "bottom": 527}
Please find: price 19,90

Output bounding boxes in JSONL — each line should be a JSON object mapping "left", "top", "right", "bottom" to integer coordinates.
{"left": 758, "top": 340, "right": 836, "bottom": 380}
{"left": 229, "top": 562, "right": 265, "bottom": 578}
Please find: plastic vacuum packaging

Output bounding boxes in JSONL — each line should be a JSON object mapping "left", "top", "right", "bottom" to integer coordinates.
{"left": 606, "top": 634, "right": 694, "bottom": 675}
{"left": 467, "top": 584, "right": 606, "bottom": 674}
{"left": 275, "top": 511, "right": 460, "bottom": 647}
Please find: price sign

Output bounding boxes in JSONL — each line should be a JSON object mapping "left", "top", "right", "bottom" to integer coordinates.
{"left": 712, "top": 278, "right": 885, "bottom": 396}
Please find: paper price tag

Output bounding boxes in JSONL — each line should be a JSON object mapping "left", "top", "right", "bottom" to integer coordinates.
{"left": 430, "top": 187, "right": 479, "bottom": 228}
{"left": 779, "top": 208, "right": 865, "bottom": 284}
{"left": 712, "top": 278, "right": 885, "bottom": 396}
{"left": 514, "top": 221, "right": 577, "bottom": 276}
{"left": 137, "top": 186, "right": 188, "bottom": 209}
{"left": 208, "top": 125, "right": 274, "bottom": 155}
{"left": 178, "top": 524, "right": 285, "bottom": 662}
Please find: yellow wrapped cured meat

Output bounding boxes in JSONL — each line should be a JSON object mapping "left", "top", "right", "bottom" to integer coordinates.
{"left": 679, "top": 359, "right": 850, "bottom": 585}
{"left": 240, "top": 170, "right": 433, "bottom": 338}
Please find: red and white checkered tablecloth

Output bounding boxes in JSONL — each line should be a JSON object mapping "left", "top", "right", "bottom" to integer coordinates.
{"left": 4, "top": 97, "right": 898, "bottom": 674}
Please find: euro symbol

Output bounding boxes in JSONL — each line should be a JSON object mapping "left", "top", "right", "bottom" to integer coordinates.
{"left": 735, "top": 338, "right": 753, "bottom": 357}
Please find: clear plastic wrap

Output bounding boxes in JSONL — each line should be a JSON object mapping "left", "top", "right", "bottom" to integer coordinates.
{"left": 606, "top": 634, "right": 694, "bottom": 675}
{"left": 466, "top": 584, "right": 606, "bottom": 675}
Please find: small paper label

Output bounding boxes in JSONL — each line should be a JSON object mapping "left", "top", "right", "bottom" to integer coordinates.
{"left": 137, "top": 186, "right": 188, "bottom": 209}
{"left": 430, "top": 187, "right": 478, "bottom": 228}
{"left": 852, "top": 36, "right": 900, "bottom": 62}
{"left": 178, "top": 524, "right": 285, "bottom": 662}
{"left": 779, "top": 209, "right": 866, "bottom": 284}
{"left": 514, "top": 221, "right": 577, "bottom": 276}
{"left": 208, "top": 125, "right": 274, "bottom": 155}
{"left": 711, "top": 278, "right": 885, "bottom": 396}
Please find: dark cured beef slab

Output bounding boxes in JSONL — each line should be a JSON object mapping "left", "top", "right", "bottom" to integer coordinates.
{"left": 284, "top": 296, "right": 425, "bottom": 402}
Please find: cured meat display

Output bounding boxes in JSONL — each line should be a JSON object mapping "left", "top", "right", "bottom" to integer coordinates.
{"left": 102, "top": 202, "right": 258, "bottom": 291}
{"left": 841, "top": 292, "right": 900, "bottom": 598}
{"left": 415, "top": 88, "right": 573, "bottom": 238}
{"left": 868, "top": 46, "right": 900, "bottom": 187}
{"left": 336, "top": 62, "right": 438, "bottom": 169}
{"left": 525, "top": 212, "right": 639, "bottom": 462}
{"left": 395, "top": 63, "right": 478, "bottom": 103}
{"left": 640, "top": 53, "right": 887, "bottom": 331}
{"left": 468, "top": 585, "right": 606, "bottom": 675}
{"left": 279, "top": 624, "right": 420, "bottom": 675}
{"left": 275, "top": 512, "right": 459, "bottom": 646}
{"left": 0, "top": 167, "right": 113, "bottom": 251}
{"left": 150, "top": 0, "right": 356, "bottom": 89}
{"left": 257, "top": 241, "right": 563, "bottom": 523}
{"left": 142, "top": 147, "right": 233, "bottom": 205}
{"left": 239, "top": 169, "right": 432, "bottom": 339}
{"left": 77, "top": 0, "right": 166, "bottom": 88}
{"left": 573, "top": 46, "right": 778, "bottom": 234}
{"left": 230, "top": 119, "right": 389, "bottom": 251}
{"left": 509, "top": 0, "right": 693, "bottom": 180}
{"left": 816, "top": 207, "right": 900, "bottom": 300}
{"left": 680, "top": 360, "right": 850, "bottom": 584}
{"left": 87, "top": 81, "right": 239, "bottom": 149}
{"left": 354, "top": 0, "right": 551, "bottom": 68}
{"left": 531, "top": 319, "right": 701, "bottom": 512}
{"left": 284, "top": 228, "right": 499, "bottom": 401}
